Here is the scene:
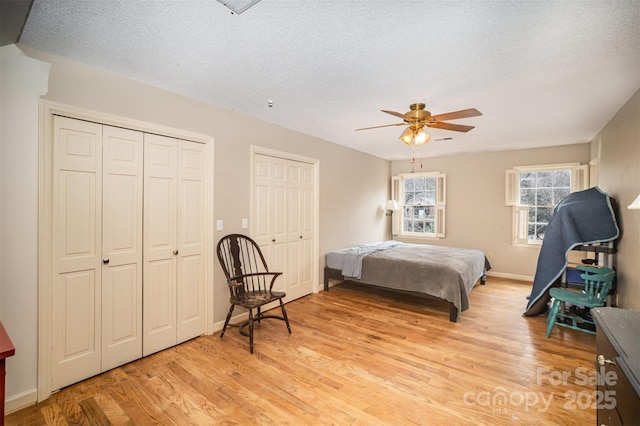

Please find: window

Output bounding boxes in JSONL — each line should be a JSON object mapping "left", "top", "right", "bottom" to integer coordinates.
{"left": 391, "top": 172, "right": 446, "bottom": 238}
{"left": 506, "top": 163, "right": 588, "bottom": 245}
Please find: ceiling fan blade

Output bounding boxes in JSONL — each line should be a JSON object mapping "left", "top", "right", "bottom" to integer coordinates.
{"left": 431, "top": 108, "right": 482, "bottom": 122}
{"left": 355, "top": 122, "right": 407, "bottom": 131}
{"left": 428, "top": 121, "right": 475, "bottom": 132}
{"left": 381, "top": 110, "right": 407, "bottom": 119}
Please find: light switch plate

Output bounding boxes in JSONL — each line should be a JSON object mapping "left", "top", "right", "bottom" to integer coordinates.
{"left": 242, "top": 218, "right": 248, "bottom": 229}
{"left": 216, "top": 219, "right": 223, "bottom": 231}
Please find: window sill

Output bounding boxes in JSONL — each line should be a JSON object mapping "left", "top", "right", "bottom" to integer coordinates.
{"left": 511, "top": 243, "right": 542, "bottom": 248}
{"left": 394, "top": 234, "right": 442, "bottom": 241}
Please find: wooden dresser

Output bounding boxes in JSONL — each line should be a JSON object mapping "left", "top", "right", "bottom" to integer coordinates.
{"left": 592, "top": 308, "right": 640, "bottom": 425}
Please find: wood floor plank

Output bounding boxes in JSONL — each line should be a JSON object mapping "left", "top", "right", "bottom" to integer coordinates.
{"left": 6, "top": 278, "right": 599, "bottom": 425}
{"left": 38, "top": 403, "right": 68, "bottom": 426}
{"left": 77, "top": 397, "right": 110, "bottom": 426}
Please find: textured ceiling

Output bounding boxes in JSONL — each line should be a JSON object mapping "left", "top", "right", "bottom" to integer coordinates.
{"left": 19, "top": 0, "right": 640, "bottom": 160}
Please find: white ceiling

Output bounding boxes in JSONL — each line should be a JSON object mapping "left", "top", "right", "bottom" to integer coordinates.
{"left": 18, "top": 0, "right": 640, "bottom": 160}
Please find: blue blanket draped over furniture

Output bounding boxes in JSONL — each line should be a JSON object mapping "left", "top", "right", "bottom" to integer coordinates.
{"left": 524, "top": 187, "right": 619, "bottom": 316}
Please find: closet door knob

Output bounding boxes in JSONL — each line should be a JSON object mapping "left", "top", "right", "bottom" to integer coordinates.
{"left": 272, "top": 239, "right": 276, "bottom": 242}
{"left": 103, "top": 258, "right": 110, "bottom": 264}
{"left": 173, "top": 250, "right": 179, "bottom": 255}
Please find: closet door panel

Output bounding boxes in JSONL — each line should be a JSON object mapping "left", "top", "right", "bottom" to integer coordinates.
{"left": 143, "top": 257, "right": 175, "bottom": 356}
{"left": 253, "top": 155, "right": 286, "bottom": 288}
{"left": 271, "top": 160, "right": 288, "bottom": 244}
{"left": 52, "top": 116, "right": 103, "bottom": 389}
{"left": 177, "top": 254, "right": 203, "bottom": 342}
{"left": 176, "top": 141, "right": 205, "bottom": 343}
{"left": 287, "top": 164, "right": 302, "bottom": 296}
{"left": 101, "top": 126, "right": 143, "bottom": 370}
{"left": 56, "top": 171, "right": 100, "bottom": 273}
{"left": 298, "top": 163, "right": 315, "bottom": 296}
{"left": 286, "top": 161, "right": 314, "bottom": 300}
{"left": 300, "top": 164, "right": 315, "bottom": 238}
{"left": 102, "top": 264, "right": 139, "bottom": 369}
{"left": 253, "top": 157, "right": 271, "bottom": 248}
{"left": 269, "top": 160, "right": 287, "bottom": 292}
{"left": 54, "top": 118, "right": 102, "bottom": 274}
{"left": 300, "top": 237, "right": 314, "bottom": 293}
{"left": 53, "top": 271, "right": 100, "bottom": 389}
{"left": 143, "top": 134, "right": 177, "bottom": 356}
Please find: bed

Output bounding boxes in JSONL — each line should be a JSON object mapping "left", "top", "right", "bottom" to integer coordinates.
{"left": 324, "top": 241, "right": 490, "bottom": 322}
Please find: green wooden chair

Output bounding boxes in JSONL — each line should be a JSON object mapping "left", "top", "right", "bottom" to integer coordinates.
{"left": 546, "top": 265, "right": 615, "bottom": 337}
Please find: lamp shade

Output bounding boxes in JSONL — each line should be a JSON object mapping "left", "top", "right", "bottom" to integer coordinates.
{"left": 414, "top": 128, "right": 431, "bottom": 145}
{"left": 629, "top": 193, "right": 640, "bottom": 210}
{"left": 399, "top": 127, "right": 414, "bottom": 145}
{"left": 385, "top": 200, "right": 400, "bottom": 211}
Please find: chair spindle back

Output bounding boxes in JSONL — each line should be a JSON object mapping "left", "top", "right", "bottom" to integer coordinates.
{"left": 217, "top": 234, "right": 272, "bottom": 295}
{"left": 580, "top": 269, "right": 615, "bottom": 304}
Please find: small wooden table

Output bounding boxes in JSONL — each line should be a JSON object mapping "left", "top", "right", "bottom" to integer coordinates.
{"left": 0, "top": 322, "right": 15, "bottom": 426}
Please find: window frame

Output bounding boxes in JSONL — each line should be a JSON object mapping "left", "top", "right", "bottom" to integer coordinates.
{"left": 391, "top": 172, "right": 446, "bottom": 239}
{"left": 505, "top": 162, "right": 588, "bottom": 246}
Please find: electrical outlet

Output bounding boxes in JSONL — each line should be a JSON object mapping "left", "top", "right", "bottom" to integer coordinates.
{"left": 216, "top": 219, "right": 223, "bottom": 231}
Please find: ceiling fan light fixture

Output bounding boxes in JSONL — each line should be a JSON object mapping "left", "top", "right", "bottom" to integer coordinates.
{"left": 399, "top": 127, "right": 415, "bottom": 145}
{"left": 414, "top": 128, "right": 431, "bottom": 145}
{"left": 357, "top": 103, "right": 481, "bottom": 155}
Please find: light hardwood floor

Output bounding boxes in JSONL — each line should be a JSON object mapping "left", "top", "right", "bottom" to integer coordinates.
{"left": 7, "top": 277, "right": 597, "bottom": 425}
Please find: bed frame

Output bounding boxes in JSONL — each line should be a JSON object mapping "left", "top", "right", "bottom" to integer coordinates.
{"left": 324, "top": 266, "right": 486, "bottom": 322}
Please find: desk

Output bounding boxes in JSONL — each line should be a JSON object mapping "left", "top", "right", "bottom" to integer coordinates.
{"left": 0, "top": 322, "right": 15, "bottom": 426}
{"left": 592, "top": 308, "right": 640, "bottom": 425}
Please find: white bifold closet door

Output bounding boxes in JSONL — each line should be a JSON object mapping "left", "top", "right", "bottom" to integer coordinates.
{"left": 285, "top": 160, "right": 314, "bottom": 301}
{"left": 51, "top": 116, "right": 205, "bottom": 390}
{"left": 253, "top": 156, "right": 287, "bottom": 293}
{"left": 143, "top": 134, "right": 205, "bottom": 357}
{"left": 52, "top": 116, "right": 143, "bottom": 389}
{"left": 101, "top": 126, "right": 144, "bottom": 371}
{"left": 252, "top": 154, "right": 315, "bottom": 302}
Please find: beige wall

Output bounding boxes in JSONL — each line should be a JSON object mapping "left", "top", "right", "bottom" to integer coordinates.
{"left": 0, "top": 44, "right": 50, "bottom": 412}
{"left": 2, "top": 45, "right": 389, "bottom": 408}
{"left": 591, "top": 89, "right": 640, "bottom": 310}
{"left": 391, "top": 144, "right": 591, "bottom": 279}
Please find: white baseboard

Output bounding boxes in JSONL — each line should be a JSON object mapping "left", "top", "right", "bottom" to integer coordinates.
{"left": 5, "top": 388, "right": 37, "bottom": 415}
{"left": 212, "top": 311, "right": 250, "bottom": 333}
{"left": 487, "top": 271, "right": 534, "bottom": 282}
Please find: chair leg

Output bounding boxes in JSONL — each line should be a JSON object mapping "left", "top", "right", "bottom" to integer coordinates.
{"left": 546, "top": 300, "right": 560, "bottom": 338}
{"left": 248, "top": 309, "right": 254, "bottom": 354}
{"left": 280, "top": 299, "right": 291, "bottom": 334}
{"left": 220, "top": 305, "right": 235, "bottom": 338}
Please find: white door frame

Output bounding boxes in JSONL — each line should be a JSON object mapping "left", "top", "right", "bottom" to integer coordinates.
{"left": 249, "top": 146, "right": 320, "bottom": 295}
{"left": 38, "top": 100, "right": 215, "bottom": 401}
